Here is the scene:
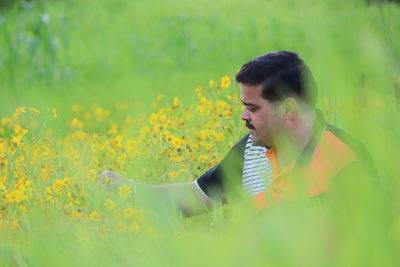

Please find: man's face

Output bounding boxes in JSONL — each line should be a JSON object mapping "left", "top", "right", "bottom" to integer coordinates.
{"left": 240, "top": 84, "right": 283, "bottom": 147}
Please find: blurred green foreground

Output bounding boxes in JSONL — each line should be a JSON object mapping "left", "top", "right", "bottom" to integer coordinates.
{"left": 0, "top": 0, "right": 399, "bottom": 266}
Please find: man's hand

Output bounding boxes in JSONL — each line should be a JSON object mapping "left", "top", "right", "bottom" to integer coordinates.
{"left": 99, "top": 170, "right": 130, "bottom": 190}
{"left": 99, "top": 171, "right": 212, "bottom": 216}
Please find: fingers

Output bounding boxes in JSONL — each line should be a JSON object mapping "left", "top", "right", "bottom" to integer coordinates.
{"left": 99, "top": 170, "right": 109, "bottom": 182}
{"left": 100, "top": 170, "right": 115, "bottom": 178}
{"left": 99, "top": 170, "right": 117, "bottom": 184}
{"left": 99, "top": 170, "right": 120, "bottom": 178}
{"left": 99, "top": 170, "right": 127, "bottom": 189}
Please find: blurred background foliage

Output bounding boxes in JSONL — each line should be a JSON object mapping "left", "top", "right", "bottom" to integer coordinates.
{"left": 1, "top": 0, "right": 398, "bottom": 116}
{"left": 0, "top": 0, "right": 399, "bottom": 266}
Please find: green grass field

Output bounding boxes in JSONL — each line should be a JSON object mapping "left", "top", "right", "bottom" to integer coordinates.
{"left": 0, "top": 0, "right": 399, "bottom": 266}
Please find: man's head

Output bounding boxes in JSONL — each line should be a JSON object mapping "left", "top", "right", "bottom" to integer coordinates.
{"left": 236, "top": 51, "right": 317, "bottom": 147}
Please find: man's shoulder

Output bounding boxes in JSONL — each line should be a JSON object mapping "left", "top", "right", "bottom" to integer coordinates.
{"left": 324, "top": 124, "right": 377, "bottom": 176}
{"left": 233, "top": 134, "right": 251, "bottom": 149}
{"left": 195, "top": 134, "right": 251, "bottom": 202}
{"left": 325, "top": 124, "right": 366, "bottom": 159}
{"left": 223, "top": 134, "right": 250, "bottom": 158}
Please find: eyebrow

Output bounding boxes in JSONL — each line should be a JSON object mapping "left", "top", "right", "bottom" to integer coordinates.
{"left": 241, "top": 100, "right": 258, "bottom": 107}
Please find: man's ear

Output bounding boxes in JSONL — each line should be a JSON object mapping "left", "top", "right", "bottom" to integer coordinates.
{"left": 282, "top": 97, "right": 298, "bottom": 118}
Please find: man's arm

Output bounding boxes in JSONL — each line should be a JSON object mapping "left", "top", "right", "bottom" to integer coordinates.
{"left": 137, "top": 182, "right": 214, "bottom": 217}
{"left": 99, "top": 135, "right": 248, "bottom": 216}
{"left": 100, "top": 171, "right": 214, "bottom": 217}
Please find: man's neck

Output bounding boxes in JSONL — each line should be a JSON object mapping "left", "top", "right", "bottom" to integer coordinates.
{"left": 275, "top": 109, "right": 316, "bottom": 170}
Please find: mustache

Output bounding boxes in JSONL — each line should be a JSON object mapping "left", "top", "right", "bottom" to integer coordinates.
{"left": 245, "top": 120, "right": 255, "bottom": 130}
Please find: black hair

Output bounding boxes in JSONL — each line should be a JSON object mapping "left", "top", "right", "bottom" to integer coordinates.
{"left": 235, "top": 51, "right": 317, "bottom": 106}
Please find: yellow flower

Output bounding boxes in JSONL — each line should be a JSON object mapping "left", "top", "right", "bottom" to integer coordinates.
{"left": 169, "top": 171, "right": 179, "bottom": 179}
{"left": 53, "top": 179, "right": 65, "bottom": 192}
{"left": 113, "top": 135, "right": 123, "bottom": 147}
{"left": 205, "top": 143, "right": 214, "bottom": 150}
{"left": 149, "top": 113, "right": 158, "bottom": 125}
{"left": 71, "top": 210, "right": 82, "bottom": 219}
{"left": 209, "top": 160, "right": 218, "bottom": 168}
{"left": 13, "top": 107, "right": 26, "bottom": 118}
{"left": 16, "top": 155, "right": 24, "bottom": 163}
{"left": 0, "top": 139, "right": 7, "bottom": 153}
{"left": 140, "top": 126, "right": 150, "bottom": 135}
{"left": 171, "top": 156, "right": 184, "bottom": 162}
{"left": 156, "top": 94, "right": 164, "bottom": 101}
{"left": 72, "top": 131, "right": 87, "bottom": 140}
{"left": 12, "top": 187, "right": 28, "bottom": 203}
{"left": 214, "top": 132, "right": 225, "bottom": 141}
{"left": 8, "top": 146, "right": 16, "bottom": 154}
{"left": 51, "top": 108, "right": 57, "bottom": 118}
{"left": 208, "top": 79, "right": 214, "bottom": 87}
{"left": 222, "top": 110, "right": 232, "bottom": 118}
{"left": 10, "top": 135, "right": 23, "bottom": 145}
{"left": 104, "top": 199, "right": 117, "bottom": 211}
{"left": 226, "top": 93, "right": 239, "bottom": 100}
{"left": 107, "top": 123, "right": 118, "bottom": 135}
{"left": 94, "top": 107, "right": 110, "bottom": 121}
{"left": 199, "top": 155, "right": 208, "bottom": 163}
{"left": 45, "top": 186, "right": 53, "bottom": 201}
{"left": 172, "top": 97, "right": 180, "bottom": 109}
{"left": 28, "top": 108, "right": 40, "bottom": 114}
{"left": 1, "top": 117, "right": 11, "bottom": 126}
{"left": 0, "top": 208, "right": 5, "bottom": 219}
{"left": 220, "top": 75, "right": 231, "bottom": 89}
{"left": 63, "top": 176, "right": 73, "bottom": 185}
{"left": 71, "top": 118, "right": 84, "bottom": 128}
{"left": 11, "top": 218, "right": 20, "bottom": 230}
{"left": 129, "top": 221, "right": 140, "bottom": 233}
{"left": 216, "top": 101, "right": 230, "bottom": 110}
{"left": 14, "top": 125, "right": 29, "bottom": 136}
{"left": 124, "top": 207, "right": 137, "bottom": 219}
{"left": 108, "top": 149, "right": 116, "bottom": 158}
{"left": 118, "top": 185, "right": 132, "bottom": 199}
{"left": 89, "top": 211, "right": 101, "bottom": 222}
{"left": 195, "top": 86, "right": 202, "bottom": 94}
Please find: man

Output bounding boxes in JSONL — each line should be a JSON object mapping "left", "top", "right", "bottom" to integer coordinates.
{"left": 101, "top": 51, "right": 361, "bottom": 215}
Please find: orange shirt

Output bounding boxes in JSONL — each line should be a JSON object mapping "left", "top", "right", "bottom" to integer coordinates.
{"left": 253, "top": 126, "right": 357, "bottom": 210}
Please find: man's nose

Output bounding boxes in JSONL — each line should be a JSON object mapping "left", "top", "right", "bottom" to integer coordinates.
{"left": 241, "top": 109, "right": 250, "bottom": 121}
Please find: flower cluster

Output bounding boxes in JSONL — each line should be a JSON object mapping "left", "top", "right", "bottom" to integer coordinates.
{"left": 0, "top": 74, "right": 243, "bottom": 233}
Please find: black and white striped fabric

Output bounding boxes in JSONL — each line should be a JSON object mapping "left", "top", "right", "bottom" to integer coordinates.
{"left": 242, "top": 135, "right": 273, "bottom": 196}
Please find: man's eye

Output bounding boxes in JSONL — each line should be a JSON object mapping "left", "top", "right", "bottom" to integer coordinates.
{"left": 247, "top": 107, "right": 257, "bottom": 112}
